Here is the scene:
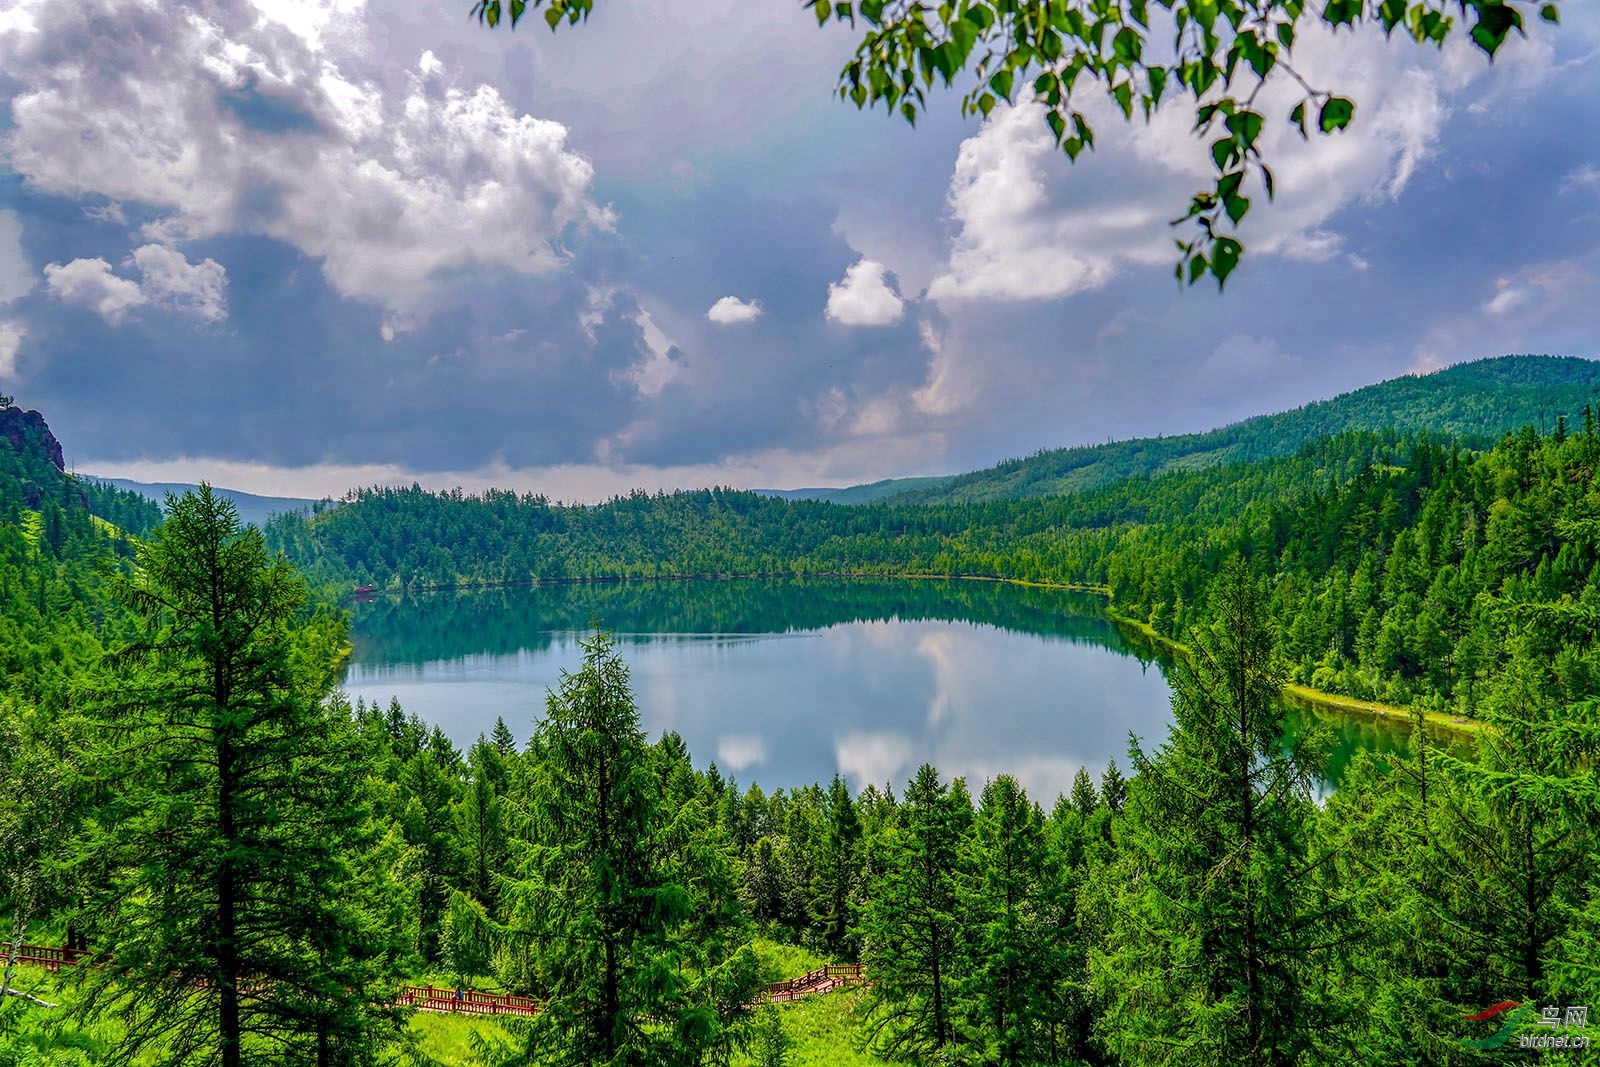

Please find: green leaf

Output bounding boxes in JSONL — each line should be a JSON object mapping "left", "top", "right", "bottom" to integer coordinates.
{"left": 1276, "top": 21, "right": 1295, "bottom": 48}
{"left": 990, "top": 69, "right": 1014, "bottom": 101}
{"left": 1470, "top": 3, "right": 1523, "bottom": 56}
{"left": 814, "top": 0, "right": 832, "bottom": 26}
{"left": 1112, "top": 80, "right": 1133, "bottom": 118}
{"left": 1540, "top": 3, "right": 1560, "bottom": 23}
{"left": 861, "top": 0, "right": 884, "bottom": 22}
{"left": 1211, "top": 237, "right": 1242, "bottom": 285}
{"left": 509, "top": 0, "right": 525, "bottom": 24}
{"left": 544, "top": 4, "right": 561, "bottom": 29}
{"left": 1224, "top": 192, "right": 1251, "bottom": 225}
{"left": 1225, "top": 109, "right": 1264, "bottom": 150}
{"left": 485, "top": 1, "right": 500, "bottom": 28}
{"left": 977, "top": 91, "right": 996, "bottom": 117}
{"left": 1046, "top": 109, "right": 1066, "bottom": 142}
{"left": 1318, "top": 96, "right": 1355, "bottom": 133}
{"left": 963, "top": 5, "right": 994, "bottom": 31}
{"left": 1187, "top": 252, "right": 1208, "bottom": 285}
{"left": 1147, "top": 65, "right": 1167, "bottom": 104}
{"left": 1323, "top": 0, "right": 1361, "bottom": 27}
{"left": 1290, "top": 102, "right": 1307, "bottom": 138}
{"left": 1112, "top": 27, "right": 1141, "bottom": 66}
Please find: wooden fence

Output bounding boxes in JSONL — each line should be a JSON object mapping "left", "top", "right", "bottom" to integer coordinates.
{"left": 5, "top": 944, "right": 861, "bottom": 1015}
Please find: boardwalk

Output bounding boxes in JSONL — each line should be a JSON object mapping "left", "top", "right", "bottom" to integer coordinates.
{"left": 4, "top": 944, "right": 862, "bottom": 1017}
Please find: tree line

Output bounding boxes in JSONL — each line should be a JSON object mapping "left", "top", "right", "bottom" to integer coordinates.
{"left": 4, "top": 482, "right": 1598, "bottom": 1063}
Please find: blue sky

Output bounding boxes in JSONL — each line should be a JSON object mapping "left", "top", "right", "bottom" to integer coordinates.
{"left": 1, "top": 0, "right": 1597, "bottom": 499}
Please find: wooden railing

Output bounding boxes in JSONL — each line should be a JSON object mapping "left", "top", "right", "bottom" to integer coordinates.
{"left": 397, "top": 984, "right": 541, "bottom": 1018}
{"left": 763, "top": 962, "right": 864, "bottom": 1003}
{"left": 5, "top": 944, "right": 861, "bottom": 1014}
{"left": 3, "top": 945, "right": 91, "bottom": 972}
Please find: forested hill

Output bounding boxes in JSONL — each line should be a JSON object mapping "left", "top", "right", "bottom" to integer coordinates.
{"left": 881, "top": 353, "right": 1600, "bottom": 504}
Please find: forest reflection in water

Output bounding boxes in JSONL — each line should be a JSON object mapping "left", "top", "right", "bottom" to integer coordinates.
{"left": 342, "top": 578, "right": 1408, "bottom": 799}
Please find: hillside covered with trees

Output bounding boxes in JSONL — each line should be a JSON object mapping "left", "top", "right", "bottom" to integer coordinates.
{"left": 2, "top": 358, "right": 1600, "bottom": 1065}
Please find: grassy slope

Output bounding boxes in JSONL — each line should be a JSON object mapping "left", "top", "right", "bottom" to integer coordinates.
{"left": 398, "top": 939, "right": 890, "bottom": 1067}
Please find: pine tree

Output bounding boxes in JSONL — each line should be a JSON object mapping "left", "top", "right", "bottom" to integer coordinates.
{"left": 73, "top": 486, "right": 404, "bottom": 1066}
{"left": 813, "top": 773, "right": 861, "bottom": 959}
{"left": 961, "top": 774, "right": 1056, "bottom": 1066}
{"left": 452, "top": 738, "right": 509, "bottom": 920}
{"left": 500, "top": 630, "right": 759, "bottom": 1066}
{"left": 857, "top": 764, "right": 971, "bottom": 1060}
{"left": 1092, "top": 558, "right": 1335, "bottom": 1067}
{"left": 490, "top": 715, "right": 516, "bottom": 756}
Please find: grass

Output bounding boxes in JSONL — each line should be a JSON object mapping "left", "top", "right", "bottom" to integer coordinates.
{"left": 750, "top": 937, "right": 828, "bottom": 983}
{"left": 1107, "top": 610, "right": 1489, "bottom": 739}
{"left": 409, "top": 1011, "right": 516, "bottom": 1066}
{"left": 732, "top": 987, "right": 905, "bottom": 1067}
{"left": 2, "top": 945, "right": 891, "bottom": 1067}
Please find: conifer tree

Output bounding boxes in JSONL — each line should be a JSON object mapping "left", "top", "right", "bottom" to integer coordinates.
{"left": 1092, "top": 558, "right": 1334, "bottom": 1067}
{"left": 857, "top": 764, "right": 971, "bottom": 1060}
{"left": 499, "top": 630, "right": 759, "bottom": 1066}
{"left": 74, "top": 486, "right": 403, "bottom": 1066}
{"left": 961, "top": 774, "right": 1057, "bottom": 1066}
{"left": 813, "top": 773, "right": 861, "bottom": 959}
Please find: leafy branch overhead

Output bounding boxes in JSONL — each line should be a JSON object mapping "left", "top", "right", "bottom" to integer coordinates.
{"left": 474, "top": 0, "right": 1559, "bottom": 288}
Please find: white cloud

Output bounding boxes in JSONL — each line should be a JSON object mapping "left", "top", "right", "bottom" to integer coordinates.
{"left": 0, "top": 321, "right": 24, "bottom": 379}
{"left": 43, "top": 246, "right": 229, "bottom": 323}
{"left": 624, "top": 308, "right": 682, "bottom": 398}
{"left": 715, "top": 734, "right": 766, "bottom": 771}
{"left": 706, "top": 295, "right": 762, "bottom": 324}
{"left": 922, "top": 22, "right": 1548, "bottom": 305}
{"left": 130, "top": 244, "right": 229, "bottom": 322}
{"left": 825, "top": 259, "right": 905, "bottom": 326}
{"left": 1, "top": 0, "right": 610, "bottom": 320}
{"left": 44, "top": 258, "right": 147, "bottom": 322}
{"left": 0, "top": 212, "right": 33, "bottom": 306}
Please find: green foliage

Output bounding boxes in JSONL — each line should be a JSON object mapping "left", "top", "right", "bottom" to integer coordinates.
{"left": 496, "top": 631, "right": 762, "bottom": 1066}
{"left": 473, "top": 0, "right": 1562, "bottom": 286}
{"left": 1092, "top": 561, "right": 1337, "bottom": 1066}
{"left": 856, "top": 764, "right": 971, "bottom": 1059}
{"left": 70, "top": 487, "right": 406, "bottom": 1066}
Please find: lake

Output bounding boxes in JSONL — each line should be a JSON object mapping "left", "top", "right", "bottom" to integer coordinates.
{"left": 341, "top": 577, "right": 1408, "bottom": 799}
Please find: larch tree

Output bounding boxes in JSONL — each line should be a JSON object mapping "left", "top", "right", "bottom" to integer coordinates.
{"left": 857, "top": 763, "right": 972, "bottom": 1060}
{"left": 73, "top": 486, "right": 404, "bottom": 1067}
{"left": 1091, "top": 557, "right": 1338, "bottom": 1067}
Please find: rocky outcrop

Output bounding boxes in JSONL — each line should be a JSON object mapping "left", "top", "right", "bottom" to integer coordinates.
{"left": 0, "top": 406, "right": 66, "bottom": 472}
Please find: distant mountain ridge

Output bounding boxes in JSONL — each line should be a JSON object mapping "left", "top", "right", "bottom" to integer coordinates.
{"left": 84, "top": 477, "right": 322, "bottom": 529}
{"left": 753, "top": 477, "right": 955, "bottom": 505}
{"left": 818, "top": 354, "right": 1600, "bottom": 506}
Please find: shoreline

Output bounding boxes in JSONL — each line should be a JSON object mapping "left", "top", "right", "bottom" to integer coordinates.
{"left": 339, "top": 569, "right": 1484, "bottom": 739}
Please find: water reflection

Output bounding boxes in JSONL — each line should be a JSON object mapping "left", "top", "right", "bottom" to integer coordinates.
{"left": 341, "top": 579, "right": 1412, "bottom": 801}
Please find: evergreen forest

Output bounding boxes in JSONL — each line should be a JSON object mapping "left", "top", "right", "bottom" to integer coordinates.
{"left": 2, "top": 356, "right": 1600, "bottom": 1065}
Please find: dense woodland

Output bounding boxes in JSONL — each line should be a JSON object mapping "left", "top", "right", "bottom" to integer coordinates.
{"left": 2, "top": 357, "right": 1600, "bottom": 1064}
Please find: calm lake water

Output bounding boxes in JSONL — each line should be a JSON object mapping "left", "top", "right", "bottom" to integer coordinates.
{"left": 341, "top": 578, "right": 1407, "bottom": 800}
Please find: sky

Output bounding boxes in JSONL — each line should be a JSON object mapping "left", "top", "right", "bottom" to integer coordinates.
{"left": 1, "top": 0, "right": 1598, "bottom": 501}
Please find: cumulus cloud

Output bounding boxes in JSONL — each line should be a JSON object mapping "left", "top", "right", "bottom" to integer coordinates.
{"left": 130, "top": 244, "right": 229, "bottom": 322}
{"left": 706, "top": 295, "right": 762, "bottom": 324}
{"left": 44, "top": 246, "right": 228, "bottom": 323}
{"left": 0, "top": 322, "right": 23, "bottom": 379}
{"left": 623, "top": 307, "right": 684, "bottom": 398}
{"left": 44, "top": 258, "right": 147, "bottom": 322}
{"left": 825, "top": 259, "right": 905, "bottom": 326}
{"left": 925, "top": 23, "right": 1486, "bottom": 305}
{"left": 1, "top": 0, "right": 610, "bottom": 321}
